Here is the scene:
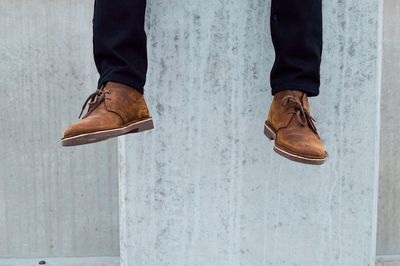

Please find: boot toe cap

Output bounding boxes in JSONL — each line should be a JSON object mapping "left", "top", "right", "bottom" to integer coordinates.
{"left": 276, "top": 131, "right": 327, "bottom": 160}
{"left": 63, "top": 120, "right": 92, "bottom": 139}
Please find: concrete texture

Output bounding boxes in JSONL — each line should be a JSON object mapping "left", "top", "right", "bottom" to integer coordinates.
{"left": 377, "top": 0, "right": 400, "bottom": 257}
{"left": 377, "top": 256, "right": 400, "bottom": 266}
{"left": 377, "top": 263, "right": 400, "bottom": 266}
{"left": 120, "top": 1, "right": 382, "bottom": 266}
{"left": 0, "top": 1, "right": 119, "bottom": 258}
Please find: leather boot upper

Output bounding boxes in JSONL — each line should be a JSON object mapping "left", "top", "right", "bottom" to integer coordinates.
{"left": 266, "top": 90, "right": 327, "bottom": 159}
{"left": 63, "top": 82, "right": 151, "bottom": 139}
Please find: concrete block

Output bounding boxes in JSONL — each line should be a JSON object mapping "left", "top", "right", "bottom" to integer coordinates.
{"left": 0, "top": 0, "right": 119, "bottom": 258}
{"left": 377, "top": 0, "right": 400, "bottom": 257}
{"left": 119, "top": 0, "right": 383, "bottom": 265}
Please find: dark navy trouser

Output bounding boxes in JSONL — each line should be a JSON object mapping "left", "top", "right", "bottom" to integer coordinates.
{"left": 93, "top": 0, "right": 322, "bottom": 96}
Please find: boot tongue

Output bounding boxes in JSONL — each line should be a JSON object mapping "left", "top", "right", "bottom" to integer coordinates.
{"left": 105, "top": 81, "right": 134, "bottom": 91}
{"left": 290, "top": 90, "right": 304, "bottom": 99}
{"left": 276, "top": 90, "right": 311, "bottom": 110}
{"left": 274, "top": 90, "right": 304, "bottom": 101}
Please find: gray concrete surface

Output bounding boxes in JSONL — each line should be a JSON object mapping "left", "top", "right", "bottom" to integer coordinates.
{"left": 377, "top": 262, "right": 400, "bottom": 266}
{"left": 377, "top": 0, "right": 400, "bottom": 258}
{"left": 3, "top": 0, "right": 399, "bottom": 265}
{"left": 377, "top": 263, "right": 400, "bottom": 266}
{"left": 377, "top": 256, "right": 400, "bottom": 266}
{"left": 120, "top": 0, "right": 382, "bottom": 266}
{"left": 0, "top": 0, "right": 119, "bottom": 258}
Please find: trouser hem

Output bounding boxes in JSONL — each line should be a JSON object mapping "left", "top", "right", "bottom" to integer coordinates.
{"left": 98, "top": 74, "right": 145, "bottom": 94}
{"left": 271, "top": 84, "right": 319, "bottom": 97}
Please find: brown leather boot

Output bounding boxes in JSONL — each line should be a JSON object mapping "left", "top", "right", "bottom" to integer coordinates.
{"left": 62, "top": 82, "right": 154, "bottom": 146}
{"left": 264, "top": 90, "right": 328, "bottom": 165}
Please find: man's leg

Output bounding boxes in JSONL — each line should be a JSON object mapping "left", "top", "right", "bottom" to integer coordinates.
{"left": 93, "top": 0, "right": 148, "bottom": 92}
{"left": 62, "top": 0, "right": 153, "bottom": 147}
{"left": 270, "top": 0, "right": 322, "bottom": 97}
{"left": 264, "top": 0, "right": 327, "bottom": 165}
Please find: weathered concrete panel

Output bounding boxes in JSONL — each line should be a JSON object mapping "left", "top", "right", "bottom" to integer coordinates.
{"left": 377, "top": 0, "right": 400, "bottom": 257}
{"left": 120, "top": 0, "right": 382, "bottom": 265}
{"left": 0, "top": 1, "right": 119, "bottom": 257}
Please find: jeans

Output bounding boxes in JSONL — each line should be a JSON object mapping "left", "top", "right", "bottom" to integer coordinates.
{"left": 93, "top": 0, "right": 322, "bottom": 96}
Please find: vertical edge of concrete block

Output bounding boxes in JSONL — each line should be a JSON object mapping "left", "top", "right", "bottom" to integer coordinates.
{"left": 118, "top": 136, "right": 127, "bottom": 266}
{"left": 372, "top": 0, "right": 384, "bottom": 261}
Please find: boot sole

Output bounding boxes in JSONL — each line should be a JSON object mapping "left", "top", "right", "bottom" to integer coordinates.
{"left": 62, "top": 118, "right": 154, "bottom": 147}
{"left": 264, "top": 123, "right": 327, "bottom": 165}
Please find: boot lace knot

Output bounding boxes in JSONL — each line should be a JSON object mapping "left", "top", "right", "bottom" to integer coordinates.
{"left": 280, "top": 95, "right": 318, "bottom": 134}
{"left": 79, "top": 89, "right": 110, "bottom": 119}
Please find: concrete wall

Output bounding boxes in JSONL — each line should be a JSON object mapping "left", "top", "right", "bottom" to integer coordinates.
{"left": 120, "top": 0, "right": 382, "bottom": 266}
{"left": 0, "top": 0, "right": 119, "bottom": 262}
{"left": 377, "top": 0, "right": 400, "bottom": 260}
{"left": 3, "top": 0, "right": 399, "bottom": 265}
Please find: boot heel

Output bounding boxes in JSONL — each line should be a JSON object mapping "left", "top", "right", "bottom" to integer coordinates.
{"left": 264, "top": 124, "right": 276, "bottom": 140}
{"left": 126, "top": 118, "right": 154, "bottom": 134}
{"left": 137, "top": 118, "right": 154, "bottom": 132}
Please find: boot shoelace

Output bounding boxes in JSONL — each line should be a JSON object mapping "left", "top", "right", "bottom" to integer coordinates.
{"left": 78, "top": 89, "right": 110, "bottom": 119}
{"left": 280, "top": 95, "right": 319, "bottom": 135}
